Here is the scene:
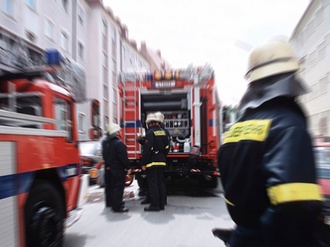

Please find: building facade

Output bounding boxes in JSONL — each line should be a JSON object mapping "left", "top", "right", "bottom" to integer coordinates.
{"left": 0, "top": 0, "right": 167, "bottom": 133}
{"left": 291, "top": 0, "right": 330, "bottom": 140}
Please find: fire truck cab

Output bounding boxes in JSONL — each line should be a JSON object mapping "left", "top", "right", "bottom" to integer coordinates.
{"left": 0, "top": 51, "right": 100, "bottom": 246}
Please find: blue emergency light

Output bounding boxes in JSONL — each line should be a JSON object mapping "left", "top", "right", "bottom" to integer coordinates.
{"left": 45, "top": 49, "right": 62, "bottom": 65}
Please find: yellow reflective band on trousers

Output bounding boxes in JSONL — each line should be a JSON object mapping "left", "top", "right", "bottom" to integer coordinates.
{"left": 223, "top": 119, "right": 272, "bottom": 144}
{"left": 267, "top": 183, "right": 324, "bottom": 205}
{"left": 146, "top": 162, "right": 166, "bottom": 168}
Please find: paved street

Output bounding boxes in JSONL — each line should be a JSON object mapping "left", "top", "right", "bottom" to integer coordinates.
{"left": 64, "top": 178, "right": 234, "bottom": 247}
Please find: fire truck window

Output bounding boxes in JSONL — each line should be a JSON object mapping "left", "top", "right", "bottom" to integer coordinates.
{"left": 54, "top": 97, "right": 73, "bottom": 142}
{"left": 0, "top": 95, "right": 41, "bottom": 116}
{"left": 16, "top": 96, "right": 42, "bottom": 117}
{"left": 0, "top": 95, "right": 42, "bottom": 128}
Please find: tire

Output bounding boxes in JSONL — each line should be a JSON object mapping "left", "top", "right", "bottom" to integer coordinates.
{"left": 25, "top": 181, "right": 65, "bottom": 247}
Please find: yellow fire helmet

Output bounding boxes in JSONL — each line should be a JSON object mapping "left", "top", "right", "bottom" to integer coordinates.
{"left": 245, "top": 38, "right": 300, "bottom": 83}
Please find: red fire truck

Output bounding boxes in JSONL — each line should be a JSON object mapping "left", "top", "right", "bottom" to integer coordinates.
{"left": 0, "top": 51, "right": 101, "bottom": 246}
{"left": 119, "top": 65, "right": 221, "bottom": 188}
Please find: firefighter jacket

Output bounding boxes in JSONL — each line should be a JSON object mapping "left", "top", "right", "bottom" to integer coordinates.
{"left": 140, "top": 126, "right": 170, "bottom": 168}
{"left": 218, "top": 96, "right": 323, "bottom": 246}
{"left": 102, "top": 135, "right": 130, "bottom": 172}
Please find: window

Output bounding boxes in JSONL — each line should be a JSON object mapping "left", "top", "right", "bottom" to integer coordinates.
{"left": 0, "top": 94, "right": 42, "bottom": 128}
{"left": 104, "top": 116, "right": 109, "bottom": 132}
{"left": 91, "top": 100, "right": 100, "bottom": 128}
{"left": 26, "top": 0, "right": 36, "bottom": 10}
{"left": 77, "top": 5, "right": 84, "bottom": 25}
{"left": 60, "top": 32, "right": 69, "bottom": 51}
{"left": 319, "top": 76, "right": 328, "bottom": 94}
{"left": 112, "top": 41, "right": 116, "bottom": 59}
{"left": 103, "top": 84, "right": 109, "bottom": 100}
{"left": 61, "top": 0, "right": 68, "bottom": 13}
{"left": 25, "top": 31, "right": 36, "bottom": 43}
{"left": 102, "top": 19, "right": 108, "bottom": 36}
{"left": 17, "top": 95, "right": 41, "bottom": 116}
{"left": 110, "top": 24, "right": 116, "bottom": 55}
{"left": 112, "top": 105, "right": 117, "bottom": 123}
{"left": 3, "top": 0, "right": 14, "bottom": 16}
{"left": 45, "top": 20, "right": 54, "bottom": 40}
{"left": 54, "top": 97, "right": 73, "bottom": 142}
{"left": 78, "top": 42, "right": 84, "bottom": 60}
{"left": 78, "top": 113, "right": 86, "bottom": 133}
{"left": 112, "top": 86, "right": 117, "bottom": 103}
{"left": 103, "top": 52, "right": 108, "bottom": 67}
{"left": 112, "top": 58, "right": 116, "bottom": 72}
{"left": 112, "top": 26, "right": 116, "bottom": 41}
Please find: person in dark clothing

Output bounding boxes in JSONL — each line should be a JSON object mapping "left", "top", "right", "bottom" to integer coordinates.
{"left": 212, "top": 38, "right": 323, "bottom": 247}
{"left": 102, "top": 123, "right": 131, "bottom": 213}
{"left": 137, "top": 111, "right": 171, "bottom": 205}
{"left": 140, "top": 113, "right": 170, "bottom": 211}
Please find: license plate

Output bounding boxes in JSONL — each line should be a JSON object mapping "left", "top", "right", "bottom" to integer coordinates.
{"left": 324, "top": 216, "right": 330, "bottom": 225}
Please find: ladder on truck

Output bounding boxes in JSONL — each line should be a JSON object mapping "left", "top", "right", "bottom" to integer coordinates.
{"left": 121, "top": 77, "right": 140, "bottom": 159}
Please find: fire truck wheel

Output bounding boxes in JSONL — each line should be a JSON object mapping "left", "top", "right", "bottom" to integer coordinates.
{"left": 25, "top": 181, "right": 64, "bottom": 247}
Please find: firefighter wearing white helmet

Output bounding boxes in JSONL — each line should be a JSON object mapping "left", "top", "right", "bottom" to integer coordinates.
{"left": 214, "top": 38, "right": 323, "bottom": 246}
{"left": 145, "top": 112, "right": 158, "bottom": 124}
{"left": 102, "top": 123, "right": 131, "bottom": 213}
{"left": 140, "top": 112, "right": 170, "bottom": 211}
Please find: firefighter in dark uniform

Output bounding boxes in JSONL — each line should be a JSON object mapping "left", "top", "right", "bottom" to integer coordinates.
{"left": 137, "top": 111, "right": 170, "bottom": 205}
{"left": 141, "top": 113, "right": 170, "bottom": 211}
{"left": 213, "top": 38, "right": 323, "bottom": 246}
{"left": 102, "top": 123, "right": 131, "bottom": 213}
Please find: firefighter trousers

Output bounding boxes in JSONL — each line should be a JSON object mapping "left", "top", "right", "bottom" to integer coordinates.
{"left": 104, "top": 169, "right": 112, "bottom": 207}
{"left": 109, "top": 170, "right": 126, "bottom": 210}
{"left": 146, "top": 166, "right": 165, "bottom": 209}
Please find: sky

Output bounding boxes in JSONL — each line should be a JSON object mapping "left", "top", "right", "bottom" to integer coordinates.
{"left": 103, "top": 0, "right": 310, "bottom": 106}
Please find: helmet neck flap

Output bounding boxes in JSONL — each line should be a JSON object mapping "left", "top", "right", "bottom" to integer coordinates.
{"left": 239, "top": 72, "right": 309, "bottom": 112}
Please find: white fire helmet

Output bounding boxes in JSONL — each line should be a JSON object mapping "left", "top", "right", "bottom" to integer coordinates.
{"left": 245, "top": 38, "right": 300, "bottom": 83}
{"left": 155, "top": 111, "right": 164, "bottom": 123}
{"left": 107, "top": 123, "right": 121, "bottom": 135}
{"left": 145, "top": 113, "right": 158, "bottom": 124}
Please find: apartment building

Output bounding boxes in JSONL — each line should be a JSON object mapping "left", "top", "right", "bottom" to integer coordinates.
{"left": 291, "top": 0, "right": 330, "bottom": 140}
{"left": 0, "top": 0, "right": 160, "bottom": 131}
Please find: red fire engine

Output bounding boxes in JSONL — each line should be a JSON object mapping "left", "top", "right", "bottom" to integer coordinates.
{"left": 119, "top": 65, "right": 221, "bottom": 188}
{"left": 0, "top": 51, "right": 100, "bottom": 246}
